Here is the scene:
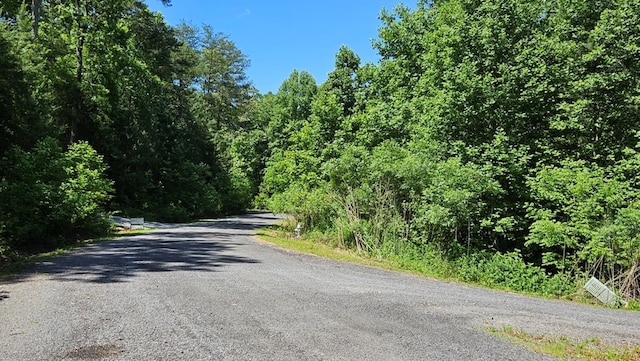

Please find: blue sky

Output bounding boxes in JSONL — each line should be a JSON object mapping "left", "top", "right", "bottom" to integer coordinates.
{"left": 144, "top": 0, "right": 411, "bottom": 94}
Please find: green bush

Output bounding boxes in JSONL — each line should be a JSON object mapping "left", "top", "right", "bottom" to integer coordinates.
{"left": 0, "top": 138, "right": 113, "bottom": 247}
{"left": 381, "top": 239, "right": 452, "bottom": 278}
{"left": 267, "top": 183, "right": 335, "bottom": 231}
{"left": 527, "top": 160, "right": 640, "bottom": 299}
{"left": 456, "top": 250, "right": 575, "bottom": 296}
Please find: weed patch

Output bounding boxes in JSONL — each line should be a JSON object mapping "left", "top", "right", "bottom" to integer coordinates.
{"left": 488, "top": 325, "right": 640, "bottom": 361}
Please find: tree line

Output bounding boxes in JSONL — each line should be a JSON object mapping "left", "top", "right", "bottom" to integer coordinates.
{"left": 1, "top": 0, "right": 639, "bottom": 303}
{"left": 0, "top": 1, "right": 263, "bottom": 251}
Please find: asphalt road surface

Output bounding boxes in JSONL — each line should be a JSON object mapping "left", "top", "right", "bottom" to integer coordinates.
{"left": 1, "top": 213, "right": 638, "bottom": 360}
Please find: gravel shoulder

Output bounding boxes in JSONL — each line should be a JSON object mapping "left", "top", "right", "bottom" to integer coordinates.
{"left": 1, "top": 213, "right": 638, "bottom": 360}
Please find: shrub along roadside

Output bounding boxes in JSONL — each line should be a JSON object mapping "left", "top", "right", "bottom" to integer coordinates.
{"left": 258, "top": 220, "right": 639, "bottom": 310}
{"left": 374, "top": 241, "right": 576, "bottom": 298}
{"left": 0, "top": 139, "right": 113, "bottom": 262}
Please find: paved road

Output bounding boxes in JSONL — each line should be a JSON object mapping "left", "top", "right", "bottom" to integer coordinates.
{"left": 1, "top": 213, "right": 638, "bottom": 360}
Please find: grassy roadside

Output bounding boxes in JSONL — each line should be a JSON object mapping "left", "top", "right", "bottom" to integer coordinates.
{"left": 256, "top": 225, "right": 640, "bottom": 361}
{"left": 257, "top": 229, "right": 400, "bottom": 270}
{"left": 256, "top": 226, "right": 639, "bottom": 309}
{"left": 0, "top": 228, "right": 151, "bottom": 280}
{"left": 257, "top": 226, "right": 562, "bottom": 296}
{"left": 488, "top": 326, "right": 640, "bottom": 361}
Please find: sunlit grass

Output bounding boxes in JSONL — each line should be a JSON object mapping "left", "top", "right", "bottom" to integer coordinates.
{"left": 108, "top": 228, "right": 152, "bottom": 237}
{"left": 256, "top": 226, "right": 466, "bottom": 285}
{"left": 255, "top": 224, "right": 640, "bottom": 312}
{"left": 488, "top": 325, "right": 640, "bottom": 361}
{"left": 256, "top": 228, "right": 395, "bottom": 270}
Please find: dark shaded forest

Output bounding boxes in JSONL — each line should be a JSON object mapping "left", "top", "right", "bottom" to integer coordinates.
{"left": 1, "top": 0, "right": 263, "bottom": 244}
{"left": 1, "top": 0, "right": 639, "bottom": 303}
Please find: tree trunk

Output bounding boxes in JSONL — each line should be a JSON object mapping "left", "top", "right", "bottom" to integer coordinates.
{"left": 70, "top": 0, "right": 89, "bottom": 144}
{"left": 32, "top": 0, "right": 42, "bottom": 37}
{"left": 70, "top": 32, "right": 84, "bottom": 144}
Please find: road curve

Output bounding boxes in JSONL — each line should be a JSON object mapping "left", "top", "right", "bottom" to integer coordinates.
{"left": 1, "top": 213, "right": 638, "bottom": 360}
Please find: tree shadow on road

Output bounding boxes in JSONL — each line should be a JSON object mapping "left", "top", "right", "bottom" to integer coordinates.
{"left": 6, "top": 214, "right": 282, "bottom": 284}
{"left": 190, "top": 213, "right": 284, "bottom": 232}
{"left": 142, "top": 213, "right": 283, "bottom": 232}
{"left": 0, "top": 214, "right": 281, "bottom": 284}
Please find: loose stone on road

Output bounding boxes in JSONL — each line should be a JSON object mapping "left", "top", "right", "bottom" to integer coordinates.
{"left": 1, "top": 213, "right": 638, "bottom": 360}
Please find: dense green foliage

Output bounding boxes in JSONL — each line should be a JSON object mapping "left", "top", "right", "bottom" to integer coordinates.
{"left": 1, "top": 1, "right": 262, "bottom": 256}
{"left": 0, "top": 138, "right": 112, "bottom": 246}
{"left": 257, "top": 0, "right": 640, "bottom": 302}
